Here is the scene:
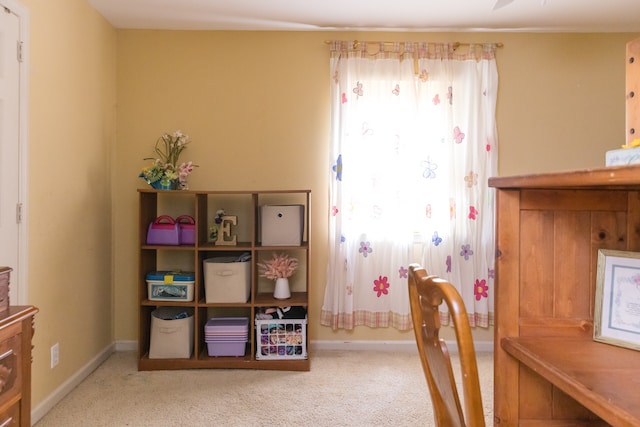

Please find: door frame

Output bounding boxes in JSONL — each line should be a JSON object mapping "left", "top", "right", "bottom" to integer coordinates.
{"left": 1, "top": 0, "right": 29, "bottom": 305}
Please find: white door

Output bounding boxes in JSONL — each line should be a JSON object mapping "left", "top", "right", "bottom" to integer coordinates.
{"left": 0, "top": 3, "right": 22, "bottom": 304}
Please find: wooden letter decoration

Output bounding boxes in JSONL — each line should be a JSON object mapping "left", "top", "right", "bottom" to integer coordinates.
{"left": 216, "top": 215, "right": 237, "bottom": 246}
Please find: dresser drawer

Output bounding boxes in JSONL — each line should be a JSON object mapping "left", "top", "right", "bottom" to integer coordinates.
{"left": 0, "top": 307, "right": 37, "bottom": 427}
{"left": 0, "top": 323, "right": 21, "bottom": 412}
{"left": 0, "top": 400, "right": 19, "bottom": 427}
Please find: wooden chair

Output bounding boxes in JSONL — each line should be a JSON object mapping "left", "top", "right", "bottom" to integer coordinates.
{"left": 408, "top": 264, "right": 485, "bottom": 427}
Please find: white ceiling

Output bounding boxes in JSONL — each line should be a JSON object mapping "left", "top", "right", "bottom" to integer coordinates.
{"left": 88, "top": 0, "right": 640, "bottom": 32}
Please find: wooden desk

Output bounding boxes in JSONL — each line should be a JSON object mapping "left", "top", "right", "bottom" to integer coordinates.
{"left": 490, "top": 165, "right": 640, "bottom": 426}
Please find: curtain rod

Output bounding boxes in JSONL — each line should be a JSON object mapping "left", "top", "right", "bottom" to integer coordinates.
{"left": 324, "top": 40, "right": 503, "bottom": 48}
{"left": 325, "top": 40, "right": 501, "bottom": 75}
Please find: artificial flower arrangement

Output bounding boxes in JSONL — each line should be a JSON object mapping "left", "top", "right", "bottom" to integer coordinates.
{"left": 257, "top": 253, "right": 299, "bottom": 280}
{"left": 209, "top": 209, "right": 226, "bottom": 241}
{"left": 140, "top": 130, "right": 197, "bottom": 190}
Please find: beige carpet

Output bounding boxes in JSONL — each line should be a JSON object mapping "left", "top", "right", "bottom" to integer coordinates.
{"left": 35, "top": 350, "right": 493, "bottom": 426}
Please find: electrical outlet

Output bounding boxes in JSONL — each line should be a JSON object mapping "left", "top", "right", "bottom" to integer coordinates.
{"left": 51, "top": 343, "right": 59, "bottom": 368}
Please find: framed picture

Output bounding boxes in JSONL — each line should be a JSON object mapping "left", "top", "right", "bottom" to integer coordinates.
{"left": 594, "top": 249, "right": 640, "bottom": 350}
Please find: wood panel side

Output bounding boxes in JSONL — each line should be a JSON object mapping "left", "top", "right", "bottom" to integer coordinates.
{"left": 520, "top": 211, "right": 554, "bottom": 319}
{"left": 553, "top": 211, "right": 591, "bottom": 319}
{"left": 517, "top": 337, "right": 603, "bottom": 422}
{"left": 519, "top": 364, "right": 553, "bottom": 420}
{"left": 590, "top": 210, "right": 629, "bottom": 320}
{"left": 553, "top": 387, "right": 603, "bottom": 421}
{"left": 494, "top": 189, "right": 521, "bottom": 426}
{"left": 626, "top": 191, "right": 640, "bottom": 252}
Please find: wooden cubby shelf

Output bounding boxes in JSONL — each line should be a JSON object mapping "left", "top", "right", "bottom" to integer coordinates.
{"left": 137, "top": 189, "right": 311, "bottom": 371}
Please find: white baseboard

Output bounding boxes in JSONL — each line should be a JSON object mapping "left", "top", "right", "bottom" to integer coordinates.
{"left": 109, "top": 339, "right": 494, "bottom": 354}
{"left": 115, "top": 340, "right": 137, "bottom": 352}
{"left": 311, "top": 339, "right": 494, "bottom": 354}
{"left": 31, "top": 343, "right": 115, "bottom": 425}
{"left": 113, "top": 339, "right": 494, "bottom": 354}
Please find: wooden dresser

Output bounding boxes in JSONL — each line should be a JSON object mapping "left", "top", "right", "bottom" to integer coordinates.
{"left": 0, "top": 305, "right": 38, "bottom": 427}
{"left": 489, "top": 165, "right": 640, "bottom": 426}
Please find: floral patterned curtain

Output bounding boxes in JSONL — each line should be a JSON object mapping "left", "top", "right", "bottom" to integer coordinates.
{"left": 321, "top": 41, "right": 498, "bottom": 331}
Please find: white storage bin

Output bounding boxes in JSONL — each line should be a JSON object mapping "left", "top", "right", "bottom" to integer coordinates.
{"left": 149, "top": 307, "right": 194, "bottom": 359}
{"left": 255, "top": 316, "right": 307, "bottom": 360}
{"left": 260, "top": 204, "right": 304, "bottom": 246}
{"left": 204, "top": 255, "right": 251, "bottom": 303}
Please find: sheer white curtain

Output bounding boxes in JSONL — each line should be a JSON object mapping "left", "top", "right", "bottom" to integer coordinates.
{"left": 321, "top": 41, "right": 498, "bottom": 331}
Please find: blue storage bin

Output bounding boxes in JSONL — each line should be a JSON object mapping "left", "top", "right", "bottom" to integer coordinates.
{"left": 146, "top": 271, "right": 195, "bottom": 302}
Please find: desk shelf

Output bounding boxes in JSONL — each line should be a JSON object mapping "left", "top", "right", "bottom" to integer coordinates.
{"left": 502, "top": 337, "right": 639, "bottom": 426}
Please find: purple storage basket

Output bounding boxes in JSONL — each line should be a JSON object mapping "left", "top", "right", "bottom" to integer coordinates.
{"left": 176, "top": 215, "right": 195, "bottom": 245}
{"left": 205, "top": 317, "right": 249, "bottom": 357}
{"left": 146, "top": 215, "right": 179, "bottom": 245}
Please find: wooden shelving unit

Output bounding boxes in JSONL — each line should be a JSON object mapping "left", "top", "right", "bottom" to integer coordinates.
{"left": 137, "top": 189, "right": 311, "bottom": 371}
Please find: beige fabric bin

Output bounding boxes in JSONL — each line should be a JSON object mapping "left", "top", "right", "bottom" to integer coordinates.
{"left": 149, "top": 307, "right": 194, "bottom": 359}
{"left": 260, "top": 205, "right": 304, "bottom": 246}
{"left": 204, "top": 256, "right": 251, "bottom": 303}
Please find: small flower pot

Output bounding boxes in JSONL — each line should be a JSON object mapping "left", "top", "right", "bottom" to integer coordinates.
{"left": 150, "top": 179, "right": 177, "bottom": 190}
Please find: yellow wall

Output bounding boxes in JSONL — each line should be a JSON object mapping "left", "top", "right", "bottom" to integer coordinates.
{"left": 18, "top": 0, "right": 640, "bottom": 413}
{"left": 115, "top": 31, "right": 638, "bottom": 347}
{"left": 20, "top": 0, "right": 117, "bottom": 408}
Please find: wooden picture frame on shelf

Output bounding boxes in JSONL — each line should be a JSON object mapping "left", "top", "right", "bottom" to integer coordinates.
{"left": 594, "top": 249, "right": 640, "bottom": 351}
